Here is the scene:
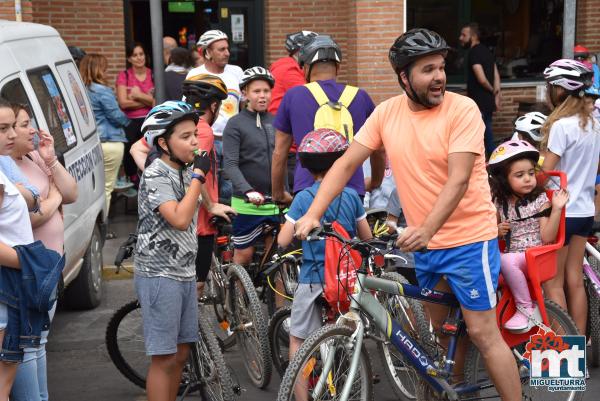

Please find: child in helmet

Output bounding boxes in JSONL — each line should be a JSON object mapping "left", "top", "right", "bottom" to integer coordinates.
{"left": 133, "top": 100, "right": 211, "bottom": 400}
{"left": 541, "top": 58, "right": 600, "bottom": 336}
{"left": 277, "top": 128, "right": 372, "bottom": 357}
{"left": 488, "top": 139, "right": 568, "bottom": 331}
{"left": 512, "top": 111, "right": 547, "bottom": 149}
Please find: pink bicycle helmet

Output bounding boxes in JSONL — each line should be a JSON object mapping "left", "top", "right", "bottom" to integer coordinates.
{"left": 298, "top": 128, "right": 349, "bottom": 172}
{"left": 488, "top": 139, "right": 539, "bottom": 169}
{"left": 543, "top": 59, "right": 593, "bottom": 95}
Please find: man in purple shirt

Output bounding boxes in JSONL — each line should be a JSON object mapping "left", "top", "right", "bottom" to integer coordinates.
{"left": 271, "top": 35, "right": 382, "bottom": 203}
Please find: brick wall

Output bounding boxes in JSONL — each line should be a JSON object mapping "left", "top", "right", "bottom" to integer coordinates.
{"left": 31, "top": 1, "right": 125, "bottom": 86}
{"left": 264, "top": 0, "right": 404, "bottom": 105}
{"left": 576, "top": 0, "right": 600, "bottom": 53}
{"left": 491, "top": 86, "right": 539, "bottom": 138}
{"left": 264, "top": 0, "right": 350, "bottom": 83}
{"left": 0, "top": 1, "right": 33, "bottom": 21}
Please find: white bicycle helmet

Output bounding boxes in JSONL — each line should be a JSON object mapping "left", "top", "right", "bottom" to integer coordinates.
{"left": 543, "top": 59, "right": 593, "bottom": 94}
{"left": 142, "top": 101, "right": 200, "bottom": 147}
{"left": 197, "top": 30, "right": 228, "bottom": 48}
{"left": 514, "top": 112, "right": 547, "bottom": 142}
{"left": 239, "top": 66, "right": 275, "bottom": 90}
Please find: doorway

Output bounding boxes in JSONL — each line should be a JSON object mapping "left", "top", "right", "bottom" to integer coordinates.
{"left": 124, "top": 0, "right": 264, "bottom": 70}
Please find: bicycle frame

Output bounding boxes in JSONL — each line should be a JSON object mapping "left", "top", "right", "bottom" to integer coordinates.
{"left": 312, "top": 263, "right": 465, "bottom": 401}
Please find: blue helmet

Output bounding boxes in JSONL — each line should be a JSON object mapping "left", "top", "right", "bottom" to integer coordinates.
{"left": 142, "top": 101, "right": 200, "bottom": 146}
{"left": 585, "top": 86, "right": 600, "bottom": 97}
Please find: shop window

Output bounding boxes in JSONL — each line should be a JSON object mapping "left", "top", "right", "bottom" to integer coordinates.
{"left": 27, "top": 68, "right": 77, "bottom": 155}
{"left": 407, "top": 0, "right": 564, "bottom": 83}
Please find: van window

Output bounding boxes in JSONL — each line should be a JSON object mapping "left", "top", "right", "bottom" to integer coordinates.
{"left": 0, "top": 78, "right": 39, "bottom": 131}
{"left": 28, "top": 68, "right": 77, "bottom": 155}
{"left": 56, "top": 61, "right": 96, "bottom": 140}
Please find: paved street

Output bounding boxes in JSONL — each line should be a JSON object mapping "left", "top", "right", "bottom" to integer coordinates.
{"left": 46, "top": 210, "right": 600, "bottom": 400}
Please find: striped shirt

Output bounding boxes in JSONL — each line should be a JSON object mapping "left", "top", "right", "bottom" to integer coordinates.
{"left": 134, "top": 158, "right": 197, "bottom": 281}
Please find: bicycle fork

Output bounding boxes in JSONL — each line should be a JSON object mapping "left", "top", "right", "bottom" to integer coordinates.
{"left": 311, "top": 317, "right": 365, "bottom": 400}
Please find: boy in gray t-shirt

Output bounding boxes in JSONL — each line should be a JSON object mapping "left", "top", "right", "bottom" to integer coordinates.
{"left": 133, "top": 101, "right": 210, "bottom": 400}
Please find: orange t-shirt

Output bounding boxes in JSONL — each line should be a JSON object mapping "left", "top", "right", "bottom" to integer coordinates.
{"left": 196, "top": 118, "right": 218, "bottom": 236}
{"left": 355, "top": 91, "right": 497, "bottom": 249}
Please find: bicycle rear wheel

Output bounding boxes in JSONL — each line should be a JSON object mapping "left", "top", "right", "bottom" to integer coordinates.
{"left": 264, "top": 258, "right": 298, "bottom": 317}
{"left": 463, "top": 300, "right": 583, "bottom": 401}
{"left": 228, "top": 263, "right": 273, "bottom": 388}
{"left": 377, "top": 272, "right": 428, "bottom": 401}
{"left": 269, "top": 306, "right": 292, "bottom": 377}
{"left": 277, "top": 324, "right": 373, "bottom": 401}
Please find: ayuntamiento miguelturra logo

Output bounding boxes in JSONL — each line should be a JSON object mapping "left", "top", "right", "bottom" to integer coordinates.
{"left": 524, "top": 328, "right": 586, "bottom": 392}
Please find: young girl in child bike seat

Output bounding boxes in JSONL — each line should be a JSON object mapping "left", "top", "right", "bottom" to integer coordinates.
{"left": 488, "top": 139, "right": 568, "bottom": 332}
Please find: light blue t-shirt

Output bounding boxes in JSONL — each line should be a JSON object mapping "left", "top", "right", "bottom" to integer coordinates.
{"left": 362, "top": 158, "right": 395, "bottom": 210}
{"left": 0, "top": 156, "right": 39, "bottom": 197}
{"left": 285, "top": 182, "right": 366, "bottom": 284}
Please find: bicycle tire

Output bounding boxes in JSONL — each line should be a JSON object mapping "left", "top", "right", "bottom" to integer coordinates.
{"left": 205, "top": 259, "right": 236, "bottom": 350}
{"left": 264, "top": 259, "right": 297, "bottom": 317}
{"left": 269, "top": 306, "right": 292, "bottom": 377}
{"left": 195, "top": 310, "right": 237, "bottom": 401}
{"left": 105, "top": 300, "right": 147, "bottom": 389}
{"left": 463, "top": 300, "right": 583, "bottom": 401}
{"left": 277, "top": 323, "right": 374, "bottom": 401}
{"left": 377, "top": 272, "right": 429, "bottom": 401}
{"left": 586, "top": 249, "right": 600, "bottom": 368}
{"left": 228, "top": 263, "right": 273, "bottom": 389}
{"left": 105, "top": 300, "right": 196, "bottom": 395}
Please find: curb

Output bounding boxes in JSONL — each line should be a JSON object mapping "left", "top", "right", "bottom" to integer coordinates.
{"left": 102, "top": 264, "right": 134, "bottom": 280}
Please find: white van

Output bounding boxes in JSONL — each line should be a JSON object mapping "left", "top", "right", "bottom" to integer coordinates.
{"left": 0, "top": 21, "right": 106, "bottom": 309}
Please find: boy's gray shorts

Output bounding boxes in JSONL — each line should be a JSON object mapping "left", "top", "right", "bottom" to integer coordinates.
{"left": 135, "top": 275, "right": 198, "bottom": 355}
{"left": 290, "top": 283, "right": 324, "bottom": 340}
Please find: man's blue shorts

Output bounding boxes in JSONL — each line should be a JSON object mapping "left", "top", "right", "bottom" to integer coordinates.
{"left": 232, "top": 214, "right": 279, "bottom": 249}
{"left": 414, "top": 239, "right": 500, "bottom": 311}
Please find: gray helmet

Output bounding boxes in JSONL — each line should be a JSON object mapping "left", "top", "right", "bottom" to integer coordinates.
{"left": 285, "top": 31, "right": 318, "bottom": 54}
{"left": 298, "top": 35, "right": 342, "bottom": 67}
{"left": 389, "top": 28, "right": 450, "bottom": 73}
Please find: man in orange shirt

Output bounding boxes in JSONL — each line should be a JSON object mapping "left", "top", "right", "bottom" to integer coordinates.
{"left": 294, "top": 28, "right": 521, "bottom": 401}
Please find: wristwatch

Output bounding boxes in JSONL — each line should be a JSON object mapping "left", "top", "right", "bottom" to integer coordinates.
{"left": 191, "top": 172, "right": 206, "bottom": 184}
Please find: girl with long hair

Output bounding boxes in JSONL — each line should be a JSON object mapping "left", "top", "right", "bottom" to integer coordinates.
{"left": 540, "top": 59, "right": 600, "bottom": 338}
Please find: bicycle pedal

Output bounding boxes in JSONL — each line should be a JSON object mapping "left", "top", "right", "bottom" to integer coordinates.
{"left": 219, "top": 320, "right": 230, "bottom": 330}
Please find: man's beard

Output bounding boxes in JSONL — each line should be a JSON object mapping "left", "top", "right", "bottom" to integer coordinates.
{"left": 415, "top": 81, "right": 445, "bottom": 107}
{"left": 461, "top": 39, "right": 472, "bottom": 49}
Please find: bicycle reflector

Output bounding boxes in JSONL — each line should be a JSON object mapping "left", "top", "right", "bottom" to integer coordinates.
{"left": 217, "top": 236, "right": 229, "bottom": 245}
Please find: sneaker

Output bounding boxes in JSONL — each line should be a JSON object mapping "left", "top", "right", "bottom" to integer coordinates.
{"left": 114, "top": 176, "right": 133, "bottom": 190}
{"left": 122, "top": 187, "right": 137, "bottom": 198}
{"left": 505, "top": 310, "right": 529, "bottom": 331}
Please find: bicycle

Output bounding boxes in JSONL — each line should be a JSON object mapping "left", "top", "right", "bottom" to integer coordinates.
{"left": 268, "top": 231, "right": 428, "bottom": 401}
{"left": 583, "top": 237, "right": 600, "bottom": 368}
{"left": 105, "top": 234, "right": 238, "bottom": 401}
{"left": 277, "top": 223, "right": 581, "bottom": 401}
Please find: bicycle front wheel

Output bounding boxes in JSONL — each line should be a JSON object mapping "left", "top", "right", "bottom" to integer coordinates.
{"left": 277, "top": 324, "right": 374, "bottom": 401}
{"left": 228, "top": 263, "right": 273, "bottom": 388}
{"left": 193, "top": 310, "right": 237, "bottom": 401}
{"left": 586, "top": 250, "right": 600, "bottom": 367}
{"left": 463, "top": 300, "right": 583, "bottom": 401}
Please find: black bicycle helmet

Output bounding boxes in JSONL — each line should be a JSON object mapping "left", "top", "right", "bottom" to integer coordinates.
{"left": 182, "top": 73, "right": 228, "bottom": 110}
{"left": 285, "top": 31, "right": 318, "bottom": 54}
{"left": 389, "top": 28, "right": 450, "bottom": 73}
{"left": 298, "top": 35, "right": 342, "bottom": 68}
